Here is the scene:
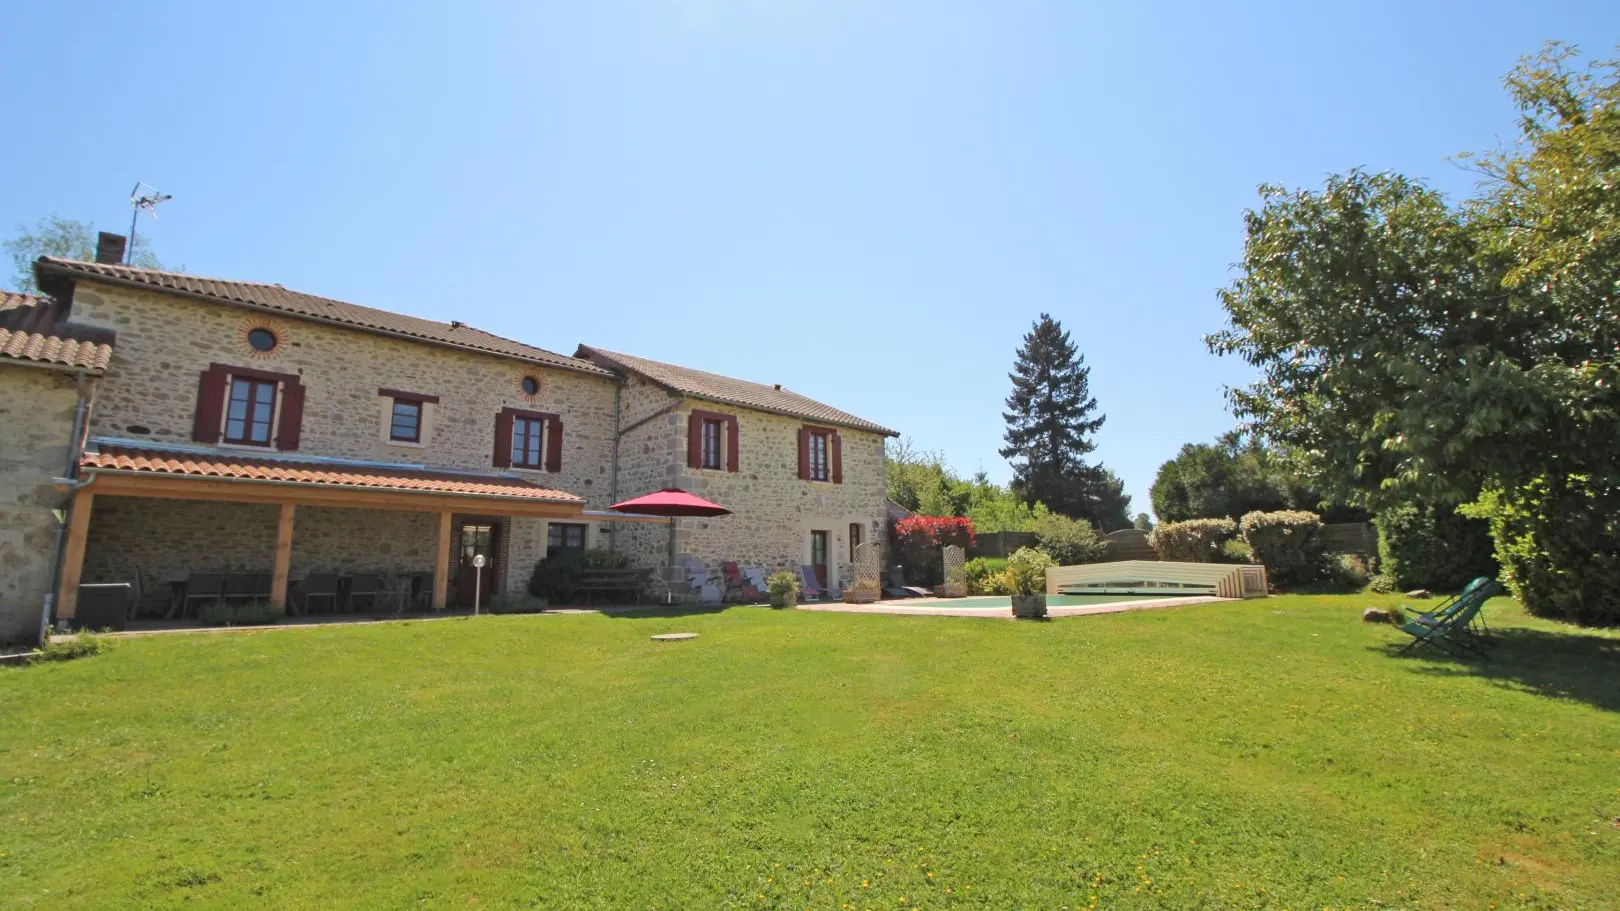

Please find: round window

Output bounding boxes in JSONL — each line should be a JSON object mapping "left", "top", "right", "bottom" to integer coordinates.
{"left": 247, "top": 328, "right": 278, "bottom": 352}
{"left": 521, "top": 375, "right": 541, "bottom": 396}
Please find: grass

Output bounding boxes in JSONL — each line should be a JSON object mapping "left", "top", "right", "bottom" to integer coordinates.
{"left": 2, "top": 595, "right": 1617, "bottom": 909}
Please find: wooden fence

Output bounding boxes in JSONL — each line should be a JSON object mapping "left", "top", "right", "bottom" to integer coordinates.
{"left": 1320, "top": 522, "right": 1376, "bottom": 555}
{"left": 967, "top": 531, "right": 1037, "bottom": 559}
{"left": 1100, "top": 528, "right": 1156, "bottom": 561}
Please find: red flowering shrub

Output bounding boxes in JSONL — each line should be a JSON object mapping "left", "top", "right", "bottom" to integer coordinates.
{"left": 890, "top": 517, "right": 976, "bottom": 584}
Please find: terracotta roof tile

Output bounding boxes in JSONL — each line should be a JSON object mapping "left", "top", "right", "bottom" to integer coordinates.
{"left": 34, "top": 259, "right": 612, "bottom": 378}
{"left": 0, "top": 291, "right": 115, "bottom": 373}
{"left": 82, "top": 443, "right": 582, "bottom": 503}
{"left": 576, "top": 345, "right": 897, "bottom": 436}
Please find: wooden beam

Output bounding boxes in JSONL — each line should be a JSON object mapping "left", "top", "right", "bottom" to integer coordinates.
{"left": 270, "top": 503, "right": 295, "bottom": 614}
{"left": 433, "top": 511, "right": 453, "bottom": 610}
{"left": 83, "top": 471, "right": 585, "bottom": 519}
{"left": 55, "top": 491, "right": 95, "bottom": 621}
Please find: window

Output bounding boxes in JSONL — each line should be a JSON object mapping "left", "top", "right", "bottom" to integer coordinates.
{"left": 547, "top": 523, "right": 586, "bottom": 559}
{"left": 849, "top": 522, "right": 862, "bottom": 562}
{"left": 511, "top": 415, "right": 546, "bottom": 468}
{"left": 808, "top": 430, "right": 830, "bottom": 481}
{"left": 224, "top": 376, "right": 277, "bottom": 445}
{"left": 247, "top": 328, "right": 278, "bottom": 352}
{"left": 521, "top": 375, "right": 541, "bottom": 396}
{"left": 700, "top": 418, "right": 724, "bottom": 470}
{"left": 389, "top": 399, "right": 422, "bottom": 442}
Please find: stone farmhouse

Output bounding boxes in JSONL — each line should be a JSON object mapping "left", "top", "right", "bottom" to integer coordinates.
{"left": 0, "top": 236, "right": 894, "bottom": 644}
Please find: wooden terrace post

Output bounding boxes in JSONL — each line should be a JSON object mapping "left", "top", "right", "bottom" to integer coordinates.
{"left": 270, "top": 503, "right": 296, "bottom": 614}
{"left": 55, "top": 490, "right": 95, "bottom": 622}
{"left": 433, "top": 510, "right": 453, "bottom": 610}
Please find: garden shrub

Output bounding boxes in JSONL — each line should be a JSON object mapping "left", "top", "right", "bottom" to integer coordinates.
{"left": 964, "top": 557, "right": 1008, "bottom": 593}
{"left": 1220, "top": 538, "right": 1254, "bottom": 564}
{"left": 1149, "top": 518, "right": 1237, "bottom": 562}
{"left": 1006, "top": 547, "right": 1056, "bottom": 596}
{"left": 197, "top": 600, "right": 279, "bottom": 626}
{"left": 30, "top": 632, "right": 114, "bottom": 664}
{"left": 528, "top": 547, "right": 629, "bottom": 605}
{"left": 1467, "top": 477, "right": 1620, "bottom": 627}
{"left": 1032, "top": 514, "right": 1106, "bottom": 565}
{"left": 1240, "top": 510, "right": 1324, "bottom": 587}
{"left": 1327, "top": 553, "right": 1371, "bottom": 591}
{"left": 1375, "top": 503, "right": 1498, "bottom": 592}
{"left": 890, "top": 516, "right": 975, "bottom": 586}
{"left": 1367, "top": 572, "right": 1398, "bottom": 594}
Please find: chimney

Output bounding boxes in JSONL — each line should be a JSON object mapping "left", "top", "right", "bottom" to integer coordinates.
{"left": 95, "top": 232, "right": 127, "bottom": 265}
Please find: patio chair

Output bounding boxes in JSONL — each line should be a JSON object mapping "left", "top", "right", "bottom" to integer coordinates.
{"left": 798, "top": 564, "right": 831, "bottom": 602}
{"left": 347, "top": 573, "right": 385, "bottom": 612}
{"left": 182, "top": 572, "right": 225, "bottom": 616}
{"left": 743, "top": 566, "right": 769, "bottom": 594}
{"left": 221, "top": 571, "right": 265, "bottom": 602}
{"left": 885, "top": 566, "right": 931, "bottom": 599}
{"left": 721, "top": 562, "right": 762, "bottom": 602}
{"left": 299, "top": 573, "right": 341, "bottom": 614}
{"left": 1396, "top": 583, "right": 1496, "bottom": 657}
{"left": 1407, "top": 577, "right": 1498, "bottom": 643}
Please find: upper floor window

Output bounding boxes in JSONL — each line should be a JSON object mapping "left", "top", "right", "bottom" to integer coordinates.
{"left": 390, "top": 400, "right": 422, "bottom": 442}
{"left": 797, "top": 424, "right": 842, "bottom": 484}
{"left": 687, "top": 410, "right": 739, "bottom": 472}
{"left": 807, "top": 430, "right": 830, "bottom": 481}
{"left": 379, "top": 388, "right": 438, "bottom": 446}
{"left": 494, "top": 407, "right": 563, "bottom": 472}
{"left": 512, "top": 415, "right": 546, "bottom": 468}
{"left": 224, "top": 377, "right": 277, "bottom": 445}
{"left": 700, "top": 419, "right": 724, "bottom": 470}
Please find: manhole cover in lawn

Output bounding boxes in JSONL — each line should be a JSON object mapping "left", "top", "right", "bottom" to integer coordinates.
{"left": 650, "top": 633, "right": 698, "bottom": 641}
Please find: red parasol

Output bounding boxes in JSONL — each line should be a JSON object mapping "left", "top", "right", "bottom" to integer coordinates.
{"left": 609, "top": 488, "right": 731, "bottom": 517}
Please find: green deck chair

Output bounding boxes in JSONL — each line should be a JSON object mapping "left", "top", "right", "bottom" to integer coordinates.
{"left": 1396, "top": 581, "right": 1497, "bottom": 656}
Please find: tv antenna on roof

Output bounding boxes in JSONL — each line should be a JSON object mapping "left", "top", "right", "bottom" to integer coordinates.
{"left": 127, "top": 182, "right": 172, "bottom": 265}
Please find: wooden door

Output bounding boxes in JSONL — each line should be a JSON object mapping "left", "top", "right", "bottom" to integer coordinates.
{"left": 455, "top": 520, "right": 499, "bottom": 607}
{"left": 810, "top": 530, "right": 829, "bottom": 588}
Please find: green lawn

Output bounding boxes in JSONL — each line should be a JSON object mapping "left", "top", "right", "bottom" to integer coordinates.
{"left": 3, "top": 596, "right": 1617, "bottom": 910}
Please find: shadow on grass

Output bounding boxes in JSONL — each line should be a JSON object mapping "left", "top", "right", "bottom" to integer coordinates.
{"left": 597, "top": 602, "right": 756, "bottom": 620}
{"left": 1378, "top": 626, "right": 1620, "bottom": 713}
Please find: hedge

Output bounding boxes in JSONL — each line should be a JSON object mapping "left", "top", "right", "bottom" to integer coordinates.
{"left": 1239, "top": 510, "right": 1324, "bottom": 587}
{"left": 1149, "top": 518, "right": 1237, "bottom": 563}
{"left": 1469, "top": 477, "right": 1620, "bottom": 627}
{"left": 1375, "top": 503, "right": 1497, "bottom": 592}
{"left": 1032, "top": 514, "right": 1106, "bottom": 565}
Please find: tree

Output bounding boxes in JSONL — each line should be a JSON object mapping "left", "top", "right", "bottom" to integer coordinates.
{"left": 1133, "top": 513, "right": 1154, "bottom": 532}
{"left": 1000, "top": 313, "right": 1110, "bottom": 522}
{"left": 884, "top": 440, "right": 1048, "bottom": 532}
{"left": 1208, "top": 44, "right": 1620, "bottom": 623}
{"left": 1151, "top": 439, "right": 1292, "bottom": 522}
{"left": 4, "top": 215, "right": 162, "bottom": 293}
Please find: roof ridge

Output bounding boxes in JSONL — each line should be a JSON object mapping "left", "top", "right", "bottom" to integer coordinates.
{"left": 584, "top": 345, "right": 797, "bottom": 392}
{"left": 37, "top": 257, "right": 286, "bottom": 290}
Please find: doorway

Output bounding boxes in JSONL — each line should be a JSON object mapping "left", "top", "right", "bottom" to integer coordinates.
{"left": 810, "top": 529, "right": 829, "bottom": 589}
{"left": 455, "top": 519, "right": 500, "bottom": 608}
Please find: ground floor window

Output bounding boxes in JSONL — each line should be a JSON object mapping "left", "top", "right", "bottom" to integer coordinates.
{"left": 547, "top": 523, "right": 587, "bottom": 559}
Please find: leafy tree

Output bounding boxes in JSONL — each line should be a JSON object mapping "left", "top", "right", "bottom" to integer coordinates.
{"left": 1084, "top": 467, "right": 1133, "bottom": 532}
{"left": 1000, "top": 313, "right": 1111, "bottom": 522}
{"left": 884, "top": 441, "right": 1047, "bottom": 532}
{"left": 1208, "top": 44, "right": 1620, "bottom": 623}
{"left": 1151, "top": 438, "right": 1293, "bottom": 522}
{"left": 4, "top": 215, "right": 162, "bottom": 292}
{"left": 1133, "top": 513, "right": 1154, "bottom": 532}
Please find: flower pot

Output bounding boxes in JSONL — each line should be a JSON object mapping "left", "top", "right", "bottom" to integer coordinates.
{"left": 844, "top": 587, "right": 879, "bottom": 604}
{"left": 1010, "top": 594, "right": 1048, "bottom": 619}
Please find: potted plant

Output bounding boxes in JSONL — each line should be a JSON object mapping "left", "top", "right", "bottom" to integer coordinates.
{"left": 844, "top": 581, "right": 880, "bottom": 604}
{"left": 1007, "top": 547, "right": 1056, "bottom": 619}
{"left": 766, "top": 571, "right": 800, "bottom": 608}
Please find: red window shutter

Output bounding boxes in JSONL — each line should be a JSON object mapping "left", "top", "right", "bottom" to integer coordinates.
{"left": 191, "top": 366, "right": 228, "bottom": 443}
{"left": 831, "top": 431, "right": 843, "bottom": 484}
{"left": 797, "top": 427, "right": 810, "bottom": 480}
{"left": 725, "top": 416, "right": 740, "bottom": 473}
{"left": 275, "top": 379, "right": 305, "bottom": 451}
{"left": 492, "top": 408, "right": 514, "bottom": 468}
{"left": 687, "top": 412, "right": 703, "bottom": 469}
{"left": 545, "top": 416, "right": 564, "bottom": 473}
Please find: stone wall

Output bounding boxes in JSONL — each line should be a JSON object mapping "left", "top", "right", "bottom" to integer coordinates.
{"left": 613, "top": 396, "right": 890, "bottom": 583}
{"left": 67, "top": 282, "right": 622, "bottom": 508}
{"left": 82, "top": 497, "right": 444, "bottom": 615}
{"left": 0, "top": 367, "right": 81, "bottom": 645}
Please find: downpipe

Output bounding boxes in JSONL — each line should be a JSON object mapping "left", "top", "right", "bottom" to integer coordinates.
{"left": 39, "top": 371, "right": 95, "bottom": 645}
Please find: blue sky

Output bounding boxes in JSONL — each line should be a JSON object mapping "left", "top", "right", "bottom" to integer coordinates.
{"left": 3, "top": 2, "right": 1615, "bottom": 518}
